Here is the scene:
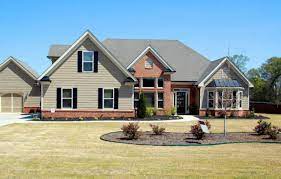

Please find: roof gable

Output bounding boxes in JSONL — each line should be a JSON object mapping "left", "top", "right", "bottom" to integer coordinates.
{"left": 38, "top": 31, "right": 136, "bottom": 81}
{"left": 127, "top": 46, "right": 175, "bottom": 72}
{"left": 198, "top": 57, "right": 254, "bottom": 87}
{"left": 0, "top": 56, "right": 38, "bottom": 80}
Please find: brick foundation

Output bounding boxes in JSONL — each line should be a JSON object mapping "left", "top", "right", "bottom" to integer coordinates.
{"left": 199, "top": 109, "right": 250, "bottom": 118}
{"left": 41, "top": 110, "right": 135, "bottom": 119}
{"left": 23, "top": 107, "right": 40, "bottom": 114}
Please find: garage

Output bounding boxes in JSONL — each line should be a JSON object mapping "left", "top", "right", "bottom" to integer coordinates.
{"left": 1, "top": 93, "right": 23, "bottom": 113}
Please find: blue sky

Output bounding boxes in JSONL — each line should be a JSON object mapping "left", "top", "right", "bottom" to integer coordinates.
{"left": 0, "top": 0, "right": 280, "bottom": 74}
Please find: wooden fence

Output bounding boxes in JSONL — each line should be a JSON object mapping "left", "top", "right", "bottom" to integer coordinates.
{"left": 250, "top": 102, "right": 281, "bottom": 114}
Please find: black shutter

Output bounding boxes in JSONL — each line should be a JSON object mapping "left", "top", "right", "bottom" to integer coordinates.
{"left": 94, "top": 51, "right": 98, "bottom": 73}
{"left": 77, "top": 51, "right": 82, "bottom": 72}
{"left": 98, "top": 88, "right": 103, "bottom": 109}
{"left": 73, "top": 88, "right": 77, "bottom": 109}
{"left": 57, "top": 88, "right": 61, "bottom": 109}
{"left": 114, "top": 88, "right": 119, "bottom": 109}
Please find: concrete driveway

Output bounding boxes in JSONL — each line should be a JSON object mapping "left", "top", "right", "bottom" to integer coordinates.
{"left": 0, "top": 113, "right": 32, "bottom": 127}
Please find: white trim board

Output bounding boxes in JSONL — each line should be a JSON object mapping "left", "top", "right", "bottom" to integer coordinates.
{"left": 38, "top": 30, "right": 136, "bottom": 82}
{"left": 127, "top": 46, "right": 175, "bottom": 72}
{"left": 198, "top": 57, "right": 254, "bottom": 88}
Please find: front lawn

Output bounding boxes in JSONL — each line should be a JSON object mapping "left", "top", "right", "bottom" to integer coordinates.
{"left": 0, "top": 113, "right": 280, "bottom": 178}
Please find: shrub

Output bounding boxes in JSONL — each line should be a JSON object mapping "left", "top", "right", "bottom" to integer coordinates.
{"left": 146, "top": 107, "right": 156, "bottom": 117}
{"left": 137, "top": 94, "right": 146, "bottom": 118}
{"left": 267, "top": 126, "right": 279, "bottom": 140}
{"left": 205, "top": 120, "right": 211, "bottom": 130}
{"left": 190, "top": 122, "right": 205, "bottom": 140}
{"left": 171, "top": 107, "right": 176, "bottom": 116}
{"left": 121, "top": 123, "right": 141, "bottom": 140}
{"left": 150, "top": 124, "right": 165, "bottom": 135}
{"left": 254, "top": 120, "right": 271, "bottom": 135}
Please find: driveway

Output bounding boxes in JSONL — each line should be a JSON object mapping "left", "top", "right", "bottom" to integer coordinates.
{"left": 0, "top": 113, "right": 32, "bottom": 127}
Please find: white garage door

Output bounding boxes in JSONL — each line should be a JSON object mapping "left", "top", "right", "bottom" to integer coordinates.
{"left": 1, "top": 93, "right": 23, "bottom": 113}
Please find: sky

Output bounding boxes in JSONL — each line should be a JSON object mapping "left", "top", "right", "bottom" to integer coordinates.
{"left": 0, "top": 0, "right": 280, "bottom": 74}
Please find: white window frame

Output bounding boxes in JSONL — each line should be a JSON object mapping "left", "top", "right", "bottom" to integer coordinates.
{"left": 207, "top": 91, "right": 215, "bottom": 109}
{"left": 61, "top": 88, "right": 73, "bottom": 109}
{"left": 142, "top": 78, "right": 155, "bottom": 88}
{"left": 157, "top": 78, "right": 164, "bottom": 88}
{"left": 103, "top": 88, "right": 114, "bottom": 109}
{"left": 145, "top": 58, "right": 153, "bottom": 69}
{"left": 82, "top": 51, "right": 94, "bottom": 72}
{"left": 157, "top": 92, "right": 164, "bottom": 109}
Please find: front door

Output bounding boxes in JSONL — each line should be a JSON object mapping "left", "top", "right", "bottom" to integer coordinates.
{"left": 176, "top": 92, "right": 186, "bottom": 114}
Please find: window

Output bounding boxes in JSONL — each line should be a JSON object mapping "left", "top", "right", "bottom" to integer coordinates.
{"left": 62, "top": 89, "right": 72, "bottom": 108}
{"left": 157, "top": 78, "right": 164, "bottom": 88}
{"left": 83, "top": 51, "right": 93, "bottom": 72}
{"left": 103, "top": 89, "right": 114, "bottom": 108}
{"left": 145, "top": 59, "right": 153, "bottom": 69}
{"left": 232, "top": 91, "right": 237, "bottom": 108}
{"left": 134, "top": 92, "right": 139, "bottom": 108}
{"left": 143, "top": 78, "right": 155, "bottom": 88}
{"left": 223, "top": 91, "right": 233, "bottom": 108}
{"left": 208, "top": 91, "right": 214, "bottom": 108}
{"left": 143, "top": 93, "right": 155, "bottom": 107}
{"left": 158, "top": 93, "right": 164, "bottom": 108}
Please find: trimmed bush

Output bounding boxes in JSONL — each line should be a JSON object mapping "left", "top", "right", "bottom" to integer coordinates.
{"left": 121, "top": 123, "right": 141, "bottom": 140}
{"left": 254, "top": 120, "right": 271, "bottom": 135}
{"left": 137, "top": 93, "right": 146, "bottom": 118}
{"left": 150, "top": 124, "right": 165, "bottom": 135}
{"left": 146, "top": 107, "right": 156, "bottom": 117}
{"left": 190, "top": 122, "right": 205, "bottom": 140}
{"left": 171, "top": 107, "right": 176, "bottom": 116}
{"left": 267, "top": 126, "right": 279, "bottom": 140}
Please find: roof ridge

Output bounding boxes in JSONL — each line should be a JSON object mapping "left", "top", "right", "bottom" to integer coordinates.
{"left": 104, "top": 38, "right": 179, "bottom": 41}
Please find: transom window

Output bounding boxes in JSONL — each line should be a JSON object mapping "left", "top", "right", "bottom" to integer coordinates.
{"left": 143, "top": 78, "right": 155, "bottom": 88}
{"left": 145, "top": 59, "right": 153, "bottom": 69}
{"left": 62, "top": 89, "right": 73, "bottom": 108}
{"left": 103, "top": 89, "right": 114, "bottom": 109}
{"left": 158, "top": 93, "right": 164, "bottom": 108}
{"left": 83, "top": 51, "right": 94, "bottom": 72}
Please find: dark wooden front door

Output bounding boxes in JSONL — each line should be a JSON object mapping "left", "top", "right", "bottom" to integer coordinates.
{"left": 177, "top": 92, "right": 186, "bottom": 114}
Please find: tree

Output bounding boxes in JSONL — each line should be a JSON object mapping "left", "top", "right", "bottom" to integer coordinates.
{"left": 137, "top": 93, "right": 147, "bottom": 118}
{"left": 229, "top": 54, "right": 250, "bottom": 73}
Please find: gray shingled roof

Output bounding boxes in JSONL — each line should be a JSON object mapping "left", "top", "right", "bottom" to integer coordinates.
{"left": 14, "top": 58, "right": 39, "bottom": 78}
{"left": 102, "top": 39, "right": 211, "bottom": 81}
{"left": 48, "top": 39, "right": 214, "bottom": 81}
{"left": 48, "top": 44, "right": 71, "bottom": 57}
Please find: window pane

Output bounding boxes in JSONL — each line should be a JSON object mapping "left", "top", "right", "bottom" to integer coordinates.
{"left": 208, "top": 100, "right": 214, "bottom": 108}
{"left": 217, "top": 91, "right": 223, "bottom": 108}
{"left": 134, "top": 101, "right": 139, "bottom": 108}
{"left": 83, "top": 62, "right": 93, "bottom": 71}
{"left": 134, "top": 79, "right": 139, "bottom": 88}
{"left": 208, "top": 91, "right": 214, "bottom": 99}
{"left": 63, "top": 89, "right": 72, "bottom": 98}
{"left": 83, "top": 52, "right": 93, "bottom": 62}
{"left": 144, "top": 93, "right": 155, "bottom": 107}
{"left": 104, "top": 89, "right": 113, "bottom": 98}
{"left": 145, "top": 59, "right": 153, "bottom": 68}
{"left": 158, "top": 93, "right": 163, "bottom": 100}
{"left": 104, "top": 99, "right": 113, "bottom": 108}
{"left": 233, "top": 91, "right": 237, "bottom": 99}
{"left": 143, "top": 78, "right": 155, "bottom": 87}
{"left": 158, "top": 78, "right": 164, "bottom": 87}
{"left": 63, "top": 99, "right": 72, "bottom": 108}
{"left": 158, "top": 101, "right": 164, "bottom": 108}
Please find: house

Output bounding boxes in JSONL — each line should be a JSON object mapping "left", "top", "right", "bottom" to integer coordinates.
{"left": 0, "top": 30, "right": 253, "bottom": 118}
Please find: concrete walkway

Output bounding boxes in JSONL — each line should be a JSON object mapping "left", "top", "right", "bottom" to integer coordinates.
{"left": 0, "top": 113, "right": 33, "bottom": 127}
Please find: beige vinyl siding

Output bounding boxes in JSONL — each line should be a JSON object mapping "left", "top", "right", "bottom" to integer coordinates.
{"left": 43, "top": 38, "right": 133, "bottom": 110}
{"left": 201, "top": 63, "right": 249, "bottom": 110}
{"left": 0, "top": 61, "right": 40, "bottom": 108}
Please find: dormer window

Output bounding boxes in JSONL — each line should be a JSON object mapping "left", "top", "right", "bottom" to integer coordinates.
{"left": 83, "top": 51, "right": 94, "bottom": 72}
{"left": 145, "top": 59, "right": 153, "bottom": 69}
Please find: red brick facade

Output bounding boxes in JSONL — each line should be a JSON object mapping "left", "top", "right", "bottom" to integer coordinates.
{"left": 199, "top": 109, "right": 250, "bottom": 118}
{"left": 171, "top": 83, "right": 199, "bottom": 108}
{"left": 41, "top": 110, "right": 135, "bottom": 119}
{"left": 23, "top": 107, "right": 40, "bottom": 114}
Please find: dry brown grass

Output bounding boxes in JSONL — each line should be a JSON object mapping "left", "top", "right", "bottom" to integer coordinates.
{"left": 0, "top": 113, "right": 280, "bottom": 178}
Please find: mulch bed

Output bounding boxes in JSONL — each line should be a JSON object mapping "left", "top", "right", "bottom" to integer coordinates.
{"left": 32, "top": 115, "right": 183, "bottom": 121}
{"left": 100, "top": 131, "right": 281, "bottom": 146}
